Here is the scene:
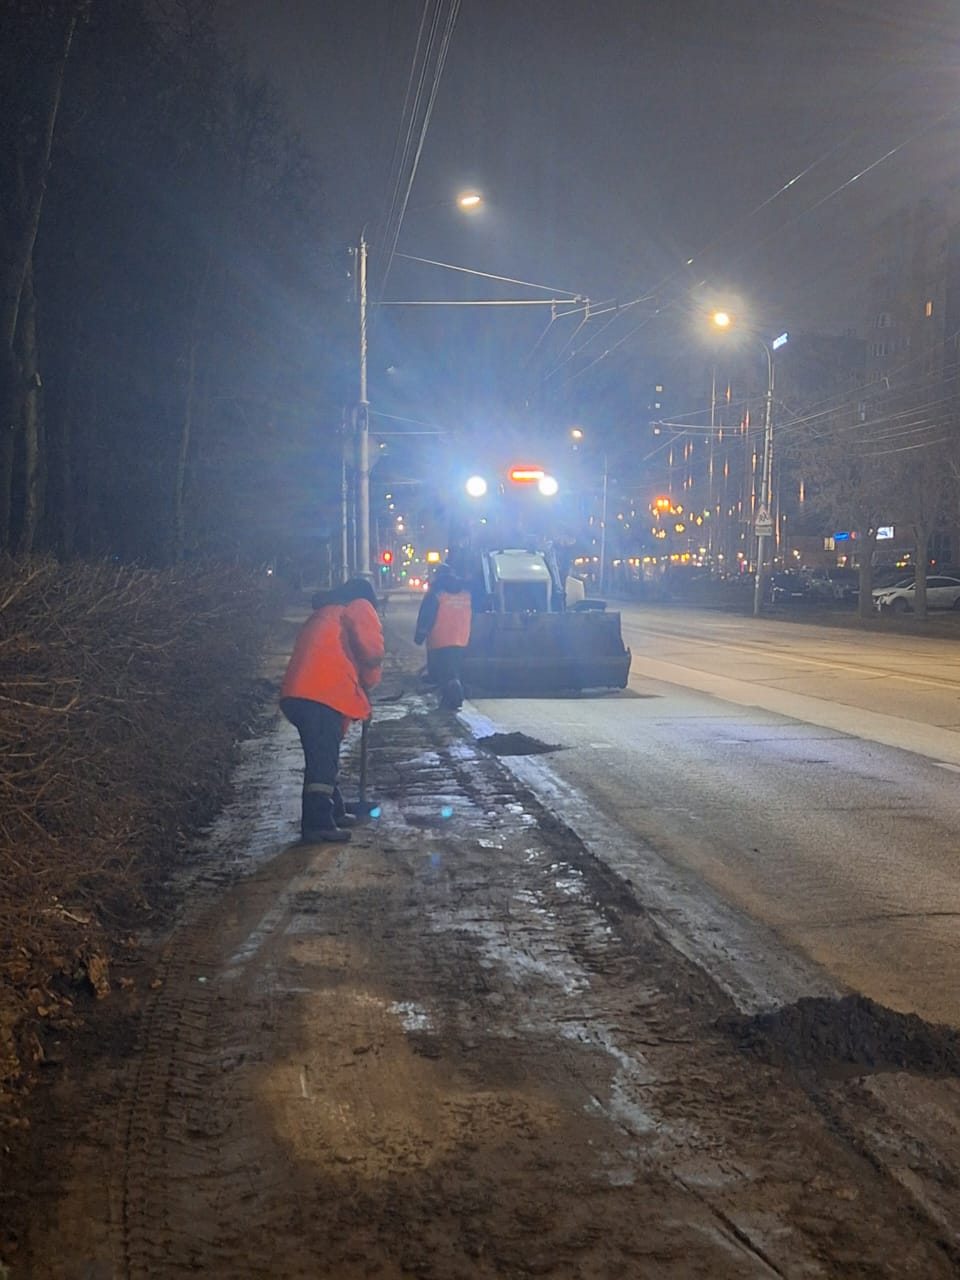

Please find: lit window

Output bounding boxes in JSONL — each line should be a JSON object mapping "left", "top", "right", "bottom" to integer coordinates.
{"left": 925, "top": 300, "right": 934, "bottom": 317}
{"left": 655, "top": 384, "right": 664, "bottom": 393}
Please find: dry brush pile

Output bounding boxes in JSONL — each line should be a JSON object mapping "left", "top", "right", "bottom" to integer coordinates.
{"left": 0, "top": 557, "right": 276, "bottom": 1096}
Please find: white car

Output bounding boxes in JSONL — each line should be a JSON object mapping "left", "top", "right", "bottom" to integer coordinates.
{"left": 872, "top": 575, "right": 960, "bottom": 613}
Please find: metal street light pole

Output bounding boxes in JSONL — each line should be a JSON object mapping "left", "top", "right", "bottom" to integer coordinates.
{"left": 708, "top": 364, "right": 716, "bottom": 564}
{"left": 752, "top": 340, "right": 774, "bottom": 617}
{"left": 711, "top": 312, "right": 784, "bottom": 618}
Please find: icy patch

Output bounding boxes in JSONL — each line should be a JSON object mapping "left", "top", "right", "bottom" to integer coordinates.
{"left": 431, "top": 908, "right": 590, "bottom": 998}
{"left": 389, "top": 1000, "right": 434, "bottom": 1033}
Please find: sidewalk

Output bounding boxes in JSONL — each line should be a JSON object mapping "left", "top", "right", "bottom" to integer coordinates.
{"left": 20, "top": 594, "right": 960, "bottom": 1278}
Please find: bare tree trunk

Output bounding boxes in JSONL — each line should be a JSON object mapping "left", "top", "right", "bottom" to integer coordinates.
{"left": 913, "top": 524, "right": 930, "bottom": 620}
{"left": 0, "top": 11, "right": 79, "bottom": 351}
{"left": 57, "top": 331, "right": 79, "bottom": 557}
{"left": 18, "top": 257, "right": 43, "bottom": 554}
{"left": 857, "top": 530, "right": 879, "bottom": 620}
{"left": 0, "top": 7, "right": 81, "bottom": 548}
{"left": 0, "top": 408, "right": 13, "bottom": 548}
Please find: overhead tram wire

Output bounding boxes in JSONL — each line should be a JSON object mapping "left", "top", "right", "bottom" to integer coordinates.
{"left": 715, "top": 100, "right": 960, "bottom": 287}
{"left": 367, "top": 0, "right": 460, "bottom": 294}
{"left": 377, "top": 0, "right": 461, "bottom": 299}
{"left": 524, "top": 68, "right": 921, "bottom": 395}
{"left": 393, "top": 254, "right": 583, "bottom": 300}
{"left": 538, "top": 295, "right": 654, "bottom": 378}
{"left": 373, "top": 0, "right": 439, "bottom": 265}
{"left": 528, "top": 295, "right": 648, "bottom": 378}
{"left": 552, "top": 73, "right": 960, "bottom": 392}
{"left": 680, "top": 58, "right": 921, "bottom": 277}
{"left": 772, "top": 324, "right": 960, "bottom": 441}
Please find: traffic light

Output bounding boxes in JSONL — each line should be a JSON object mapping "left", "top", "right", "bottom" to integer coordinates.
{"left": 380, "top": 550, "right": 393, "bottom": 564}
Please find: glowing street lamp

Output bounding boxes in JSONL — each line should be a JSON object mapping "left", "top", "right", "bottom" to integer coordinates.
{"left": 457, "top": 191, "right": 483, "bottom": 210}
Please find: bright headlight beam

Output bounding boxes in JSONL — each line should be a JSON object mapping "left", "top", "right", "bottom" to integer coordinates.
{"left": 465, "top": 475, "right": 488, "bottom": 497}
{"left": 538, "top": 475, "right": 559, "bottom": 496}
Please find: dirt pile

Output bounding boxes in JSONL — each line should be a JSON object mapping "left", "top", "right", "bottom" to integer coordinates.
{"left": 0, "top": 557, "right": 276, "bottom": 1102}
{"left": 477, "top": 731, "right": 562, "bottom": 755}
{"left": 722, "top": 992, "right": 960, "bottom": 1078}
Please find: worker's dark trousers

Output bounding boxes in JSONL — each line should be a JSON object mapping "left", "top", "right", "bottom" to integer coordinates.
{"left": 427, "top": 646, "right": 466, "bottom": 708}
{"left": 280, "top": 697, "right": 343, "bottom": 834}
{"left": 426, "top": 645, "right": 465, "bottom": 686}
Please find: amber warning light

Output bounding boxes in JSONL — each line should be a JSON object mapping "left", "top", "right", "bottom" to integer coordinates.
{"left": 509, "top": 467, "right": 545, "bottom": 483}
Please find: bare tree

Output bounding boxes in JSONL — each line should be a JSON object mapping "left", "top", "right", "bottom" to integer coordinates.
{"left": 0, "top": 0, "right": 86, "bottom": 546}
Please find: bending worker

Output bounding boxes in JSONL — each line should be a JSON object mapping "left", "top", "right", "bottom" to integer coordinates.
{"left": 280, "top": 579, "right": 384, "bottom": 843}
{"left": 415, "top": 563, "right": 472, "bottom": 710}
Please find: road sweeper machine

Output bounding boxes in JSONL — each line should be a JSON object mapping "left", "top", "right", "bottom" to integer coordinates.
{"left": 446, "top": 462, "right": 632, "bottom": 695}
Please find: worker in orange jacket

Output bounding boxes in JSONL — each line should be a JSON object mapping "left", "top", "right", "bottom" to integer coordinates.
{"left": 280, "top": 578, "right": 384, "bottom": 843}
{"left": 415, "top": 564, "right": 471, "bottom": 709}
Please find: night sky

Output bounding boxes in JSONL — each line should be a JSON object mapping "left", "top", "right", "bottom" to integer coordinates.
{"left": 221, "top": 1, "right": 960, "bottom": 429}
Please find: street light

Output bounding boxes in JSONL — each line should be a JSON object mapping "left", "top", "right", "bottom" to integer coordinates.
{"left": 711, "top": 311, "right": 787, "bottom": 616}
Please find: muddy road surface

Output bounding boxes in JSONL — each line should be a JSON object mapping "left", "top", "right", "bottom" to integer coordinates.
{"left": 12, "top": 610, "right": 960, "bottom": 1277}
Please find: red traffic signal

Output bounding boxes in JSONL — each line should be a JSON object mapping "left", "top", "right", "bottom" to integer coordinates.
{"left": 380, "top": 550, "right": 393, "bottom": 564}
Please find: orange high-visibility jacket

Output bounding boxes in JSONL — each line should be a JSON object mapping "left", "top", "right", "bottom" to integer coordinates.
{"left": 427, "top": 591, "right": 472, "bottom": 649}
{"left": 280, "top": 598, "right": 384, "bottom": 719}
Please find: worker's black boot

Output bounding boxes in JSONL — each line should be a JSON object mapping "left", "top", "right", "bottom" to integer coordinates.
{"left": 301, "top": 793, "right": 351, "bottom": 844}
{"left": 440, "top": 678, "right": 464, "bottom": 710}
{"left": 332, "top": 785, "right": 357, "bottom": 828}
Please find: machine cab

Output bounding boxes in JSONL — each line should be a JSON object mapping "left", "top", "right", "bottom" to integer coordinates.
{"left": 482, "top": 549, "right": 554, "bottom": 613}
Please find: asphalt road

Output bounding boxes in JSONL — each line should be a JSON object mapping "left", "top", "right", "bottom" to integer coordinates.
{"left": 462, "top": 601, "right": 960, "bottom": 1029}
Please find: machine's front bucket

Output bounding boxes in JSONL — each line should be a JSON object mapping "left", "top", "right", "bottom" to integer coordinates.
{"left": 463, "top": 611, "right": 631, "bottom": 694}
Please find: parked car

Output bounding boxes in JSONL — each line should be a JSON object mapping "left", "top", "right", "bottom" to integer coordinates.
{"left": 807, "top": 567, "right": 859, "bottom": 602}
{"left": 872, "top": 575, "right": 960, "bottom": 613}
{"left": 766, "top": 571, "right": 809, "bottom": 605}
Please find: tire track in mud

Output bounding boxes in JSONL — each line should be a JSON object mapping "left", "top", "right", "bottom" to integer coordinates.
{"left": 27, "top": 692, "right": 960, "bottom": 1277}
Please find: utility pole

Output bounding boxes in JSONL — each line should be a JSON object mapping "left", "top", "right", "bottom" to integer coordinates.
{"left": 339, "top": 408, "right": 350, "bottom": 582}
{"left": 598, "top": 452, "right": 608, "bottom": 594}
{"left": 356, "top": 233, "right": 372, "bottom": 582}
{"left": 708, "top": 365, "right": 716, "bottom": 565}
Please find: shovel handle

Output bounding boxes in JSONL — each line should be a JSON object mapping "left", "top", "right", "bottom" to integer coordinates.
{"left": 358, "top": 716, "right": 370, "bottom": 803}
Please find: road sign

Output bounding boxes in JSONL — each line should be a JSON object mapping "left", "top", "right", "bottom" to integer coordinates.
{"left": 754, "top": 506, "right": 773, "bottom": 536}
